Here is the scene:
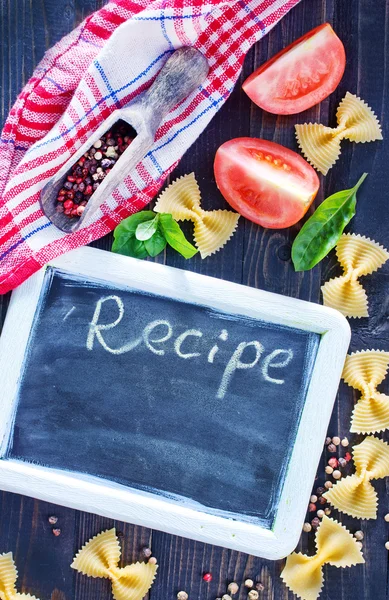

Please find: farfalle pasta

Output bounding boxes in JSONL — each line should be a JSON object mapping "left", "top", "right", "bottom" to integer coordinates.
{"left": 154, "top": 173, "right": 240, "bottom": 258}
{"left": 321, "top": 233, "right": 389, "bottom": 317}
{"left": 281, "top": 516, "right": 364, "bottom": 600}
{"left": 295, "top": 92, "right": 382, "bottom": 174}
{"left": 71, "top": 528, "right": 157, "bottom": 600}
{"left": 324, "top": 436, "right": 389, "bottom": 519}
{"left": 0, "top": 552, "right": 40, "bottom": 600}
{"left": 343, "top": 350, "right": 389, "bottom": 434}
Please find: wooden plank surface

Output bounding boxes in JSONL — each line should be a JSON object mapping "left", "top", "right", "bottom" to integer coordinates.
{"left": 0, "top": 1, "right": 388, "bottom": 599}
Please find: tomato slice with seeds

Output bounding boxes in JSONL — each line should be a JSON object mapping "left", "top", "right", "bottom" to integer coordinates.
{"left": 214, "top": 138, "right": 320, "bottom": 229}
{"left": 242, "top": 23, "right": 346, "bottom": 115}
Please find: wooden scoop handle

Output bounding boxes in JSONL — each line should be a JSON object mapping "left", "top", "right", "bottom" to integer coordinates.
{"left": 141, "top": 47, "right": 209, "bottom": 135}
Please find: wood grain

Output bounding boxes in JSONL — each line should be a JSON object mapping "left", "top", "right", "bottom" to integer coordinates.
{"left": 0, "top": 0, "right": 388, "bottom": 598}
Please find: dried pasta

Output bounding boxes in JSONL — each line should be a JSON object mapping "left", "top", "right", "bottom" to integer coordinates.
{"left": 281, "top": 516, "right": 364, "bottom": 600}
{"left": 321, "top": 233, "right": 389, "bottom": 318}
{"left": 343, "top": 350, "right": 389, "bottom": 434}
{"left": 0, "top": 552, "right": 40, "bottom": 600}
{"left": 323, "top": 436, "right": 389, "bottom": 519}
{"left": 154, "top": 173, "right": 240, "bottom": 258}
{"left": 295, "top": 92, "right": 383, "bottom": 174}
{"left": 71, "top": 528, "right": 157, "bottom": 600}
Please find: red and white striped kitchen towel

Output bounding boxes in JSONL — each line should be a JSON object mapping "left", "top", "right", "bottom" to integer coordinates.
{"left": 0, "top": 0, "right": 300, "bottom": 294}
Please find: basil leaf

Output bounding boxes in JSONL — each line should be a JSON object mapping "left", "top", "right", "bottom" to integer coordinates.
{"left": 159, "top": 213, "right": 198, "bottom": 259}
{"left": 113, "top": 211, "right": 155, "bottom": 240}
{"left": 112, "top": 235, "right": 149, "bottom": 259}
{"left": 136, "top": 215, "right": 159, "bottom": 241}
{"left": 292, "top": 173, "right": 368, "bottom": 272}
{"left": 144, "top": 228, "right": 167, "bottom": 257}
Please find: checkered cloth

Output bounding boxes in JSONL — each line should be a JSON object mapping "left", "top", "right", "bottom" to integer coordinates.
{"left": 0, "top": 0, "right": 300, "bottom": 294}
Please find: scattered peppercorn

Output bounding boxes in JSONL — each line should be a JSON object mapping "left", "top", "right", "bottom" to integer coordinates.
{"left": 338, "top": 457, "right": 347, "bottom": 468}
{"left": 148, "top": 557, "right": 157, "bottom": 565}
{"left": 310, "top": 495, "right": 318, "bottom": 503}
{"left": 332, "top": 436, "right": 341, "bottom": 446}
{"left": 385, "top": 514, "right": 389, "bottom": 522}
{"left": 333, "top": 470, "right": 342, "bottom": 480}
{"left": 311, "top": 517, "right": 320, "bottom": 529}
{"left": 52, "top": 528, "right": 61, "bottom": 537}
{"left": 345, "top": 452, "right": 352, "bottom": 462}
{"left": 355, "top": 541, "right": 363, "bottom": 550}
{"left": 222, "top": 596, "right": 232, "bottom": 600}
{"left": 328, "top": 457, "right": 339, "bottom": 469}
{"left": 325, "top": 466, "right": 334, "bottom": 475}
{"left": 48, "top": 515, "right": 58, "bottom": 525}
{"left": 203, "top": 573, "right": 213, "bottom": 582}
{"left": 316, "top": 486, "right": 326, "bottom": 496}
{"left": 177, "top": 592, "right": 188, "bottom": 600}
{"left": 244, "top": 579, "right": 254, "bottom": 588}
{"left": 385, "top": 541, "right": 389, "bottom": 550}
{"left": 318, "top": 496, "right": 327, "bottom": 505}
{"left": 325, "top": 436, "right": 332, "bottom": 445}
{"left": 327, "top": 443, "right": 337, "bottom": 453}
{"left": 142, "top": 547, "right": 152, "bottom": 558}
{"left": 228, "top": 583, "right": 239, "bottom": 595}
{"left": 303, "top": 522, "right": 312, "bottom": 532}
{"left": 324, "top": 508, "right": 332, "bottom": 516}
{"left": 324, "top": 481, "right": 333, "bottom": 489}
{"left": 308, "top": 502, "right": 317, "bottom": 512}
{"left": 341, "top": 437, "right": 349, "bottom": 447}
{"left": 56, "top": 120, "right": 134, "bottom": 218}
{"left": 248, "top": 590, "right": 259, "bottom": 600}
{"left": 354, "top": 531, "right": 364, "bottom": 541}
{"left": 255, "top": 582, "right": 265, "bottom": 592}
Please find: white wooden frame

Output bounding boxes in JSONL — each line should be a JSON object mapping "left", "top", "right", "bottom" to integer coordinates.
{"left": 0, "top": 247, "right": 350, "bottom": 559}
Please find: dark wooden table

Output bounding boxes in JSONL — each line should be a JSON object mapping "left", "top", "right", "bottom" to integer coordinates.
{"left": 1, "top": 1, "right": 388, "bottom": 599}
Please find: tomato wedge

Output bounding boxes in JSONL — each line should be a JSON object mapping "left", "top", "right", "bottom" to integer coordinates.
{"left": 242, "top": 23, "right": 346, "bottom": 115}
{"left": 214, "top": 138, "right": 320, "bottom": 229}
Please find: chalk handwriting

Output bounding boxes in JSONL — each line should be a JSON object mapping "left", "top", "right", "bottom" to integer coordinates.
{"left": 86, "top": 295, "right": 294, "bottom": 398}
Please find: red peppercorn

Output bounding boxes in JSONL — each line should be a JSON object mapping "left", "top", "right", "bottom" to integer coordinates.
{"left": 203, "top": 573, "right": 212, "bottom": 582}
{"left": 85, "top": 185, "right": 93, "bottom": 195}
{"left": 58, "top": 189, "right": 66, "bottom": 196}
{"left": 82, "top": 168, "right": 89, "bottom": 177}
{"left": 76, "top": 177, "right": 83, "bottom": 184}
{"left": 328, "top": 457, "right": 338, "bottom": 469}
{"left": 66, "top": 191, "right": 75, "bottom": 200}
{"left": 63, "top": 200, "right": 74, "bottom": 209}
{"left": 76, "top": 206, "right": 85, "bottom": 216}
{"left": 308, "top": 502, "right": 316, "bottom": 512}
{"left": 345, "top": 452, "right": 352, "bottom": 462}
{"left": 67, "top": 175, "right": 76, "bottom": 183}
{"left": 64, "top": 208, "right": 72, "bottom": 215}
{"left": 78, "top": 157, "right": 85, "bottom": 165}
{"left": 57, "top": 196, "right": 64, "bottom": 203}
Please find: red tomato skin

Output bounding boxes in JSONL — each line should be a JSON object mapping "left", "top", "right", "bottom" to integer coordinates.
{"left": 214, "top": 138, "right": 320, "bottom": 229}
{"left": 243, "top": 23, "right": 346, "bottom": 115}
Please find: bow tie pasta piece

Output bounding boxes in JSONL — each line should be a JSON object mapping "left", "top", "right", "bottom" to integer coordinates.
{"left": 324, "top": 436, "right": 389, "bottom": 519}
{"left": 295, "top": 92, "right": 383, "bottom": 174}
{"left": 321, "top": 233, "right": 389, "bottom": 318}
{"left": 343, "top": 350, "right": 389, "bottom": 434}
{"left": 0, "top": 552, "right": 40, "bottom": 600}
{"left": 154, "top": 173, "right": 240, "bottom": 258}
{"left": 71, "top": 529, "right": 157, "bottom": 600}
{"left": 281, "top": 516, "right": 364, "bottom": 600}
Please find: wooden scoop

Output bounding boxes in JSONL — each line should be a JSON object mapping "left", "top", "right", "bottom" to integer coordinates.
{"left": 40, "top": 47, "right": 209, "bottom": 232}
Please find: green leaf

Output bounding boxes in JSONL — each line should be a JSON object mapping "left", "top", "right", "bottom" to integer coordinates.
{"left": 112, "top": 211, "right": 155, "bottom": 255}
{"left": 159, "top": 213, "right": 198, "bottom": 259}
{"left": 144, "top": 228, "right": 167, "bottom": 257}
{"left": 292, "top": 173, "right": 368, "bottom": 272}
{"left": 136, "top": 215, "right": 159, "bottom": 241}
{"left": 112, "top": 235, "right": 149, "bottom": 259}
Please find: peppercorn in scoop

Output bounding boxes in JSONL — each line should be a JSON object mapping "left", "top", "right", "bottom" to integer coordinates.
{"left": 56, "top": 120, "right": 135, "bottom": 218}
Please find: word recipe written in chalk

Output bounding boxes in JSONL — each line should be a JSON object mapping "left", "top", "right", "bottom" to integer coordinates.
{"left": 8, "top": 269, "right": 320, "bottom": 527}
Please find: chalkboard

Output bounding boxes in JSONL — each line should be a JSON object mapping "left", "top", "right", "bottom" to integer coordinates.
{"left": 8, "top": 266, "right": 319, "bottom": 527}
{"left": 0, "top": 248, "right": 350, "bottom": 558}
